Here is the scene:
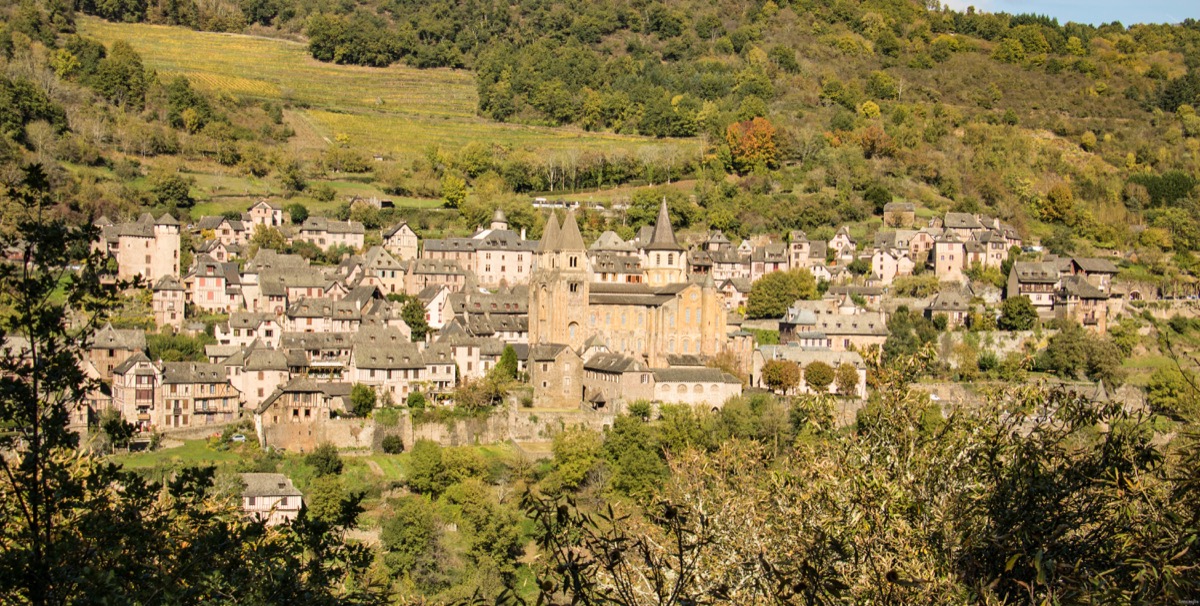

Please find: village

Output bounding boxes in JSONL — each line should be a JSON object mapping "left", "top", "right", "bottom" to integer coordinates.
{"left": 75, "top": 196, "right": 1148, "bottom": 458}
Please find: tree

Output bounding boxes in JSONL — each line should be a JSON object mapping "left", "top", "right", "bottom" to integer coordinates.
{"left": 761, "top": 360, "right": 800, "bottom": 394}
{"left": 746, "top": 269, "right": 818, "bottom": 319}
{"left": 603, "top": 414, "right": 667, "bottom": 501}
{"left": 406, "top": 391, "right": 427, "bottom": 410}
{"left": 407, "top": 439, "right": 447, "bottom": 496}
{"left": 305, "top": 443, "right": 344, "bottom": 477}
{"left": 381, "top": 495, "right": 439, "bottom": 576}
{"left": 349, "top": 383, "right": 376, "bottom": 417}
{"left": 442, "top": 173, "right": 467, "bottom": 208}
{"left": 726, "top": 116, "right": 778, "bottom": 174}
{"left": 1085, "top": 338, "right": 1126, "bottom": 388}
{"left": 998, "top": 296, "right": 1039, "bottom": 331}
{"left": 1038, "top": 322, "right": 1090, "bottom": 379}
{"left": 401, "top": 298, "right": 429, "bottom": 342}
{"left": 381, "top": 434, "right": 404, "bottom": 454}
{"left": 804, "top": 361, "right": 835, "bottom": 393}
{"left": 99, "top": 407, "right": 135, "bottom": 451}
{"left": 1147, "top": 367, "right": 1198, "bottom": 421}
{"left": 306, "top": 474, "right": 349, "bottom": 525}
{"left": 149, "top": 170, "right": 195, "bottom": 208}
{"left": 286, "top": 202, "right": 309, "bottom": 224}
{"left": 544, "top": 428, "right": 603, "bottom": 493}
{"left": 0, "top": 166, "right": 385, "bottom": 605}
{"left": 835, "top": 362, "right": 859, "bottom": 396}
{"left": 250, "top": 224, "right": 288, "bottom": 252}
{"left": 493, "top": 345, "right": 518, "bottom": 381}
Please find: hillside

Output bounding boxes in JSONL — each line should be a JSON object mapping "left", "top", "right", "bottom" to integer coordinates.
{"left": 78, "top": 18, "right": 697, "bottom": 165}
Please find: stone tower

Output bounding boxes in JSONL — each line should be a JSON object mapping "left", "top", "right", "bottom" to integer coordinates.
{"left": 641, "top": 199, "right": 687, "bottom": 286}
{"left": 529, "top": 210, "right": 591, "bottom": 350}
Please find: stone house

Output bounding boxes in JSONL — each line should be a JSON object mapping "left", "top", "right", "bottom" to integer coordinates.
{"left": 161, "top": 362, "right": 241, "bottom": 428}
{"left": 111, "top": 353, "right": 159, "bottom": 431}
{"left": 295, "top": 217, "right": 365, "bottom": 251}
{"left": 650, "top": 367, "right": 743, "bottom": 410}
{"left": 102, "top": 213, "right": 181, "bottom": 282}
{"left": 247, "top": 200, "right": 284, "bottom": 228}
{"left": 152, "top": 275, "right": 187, "bottom": 330}
{"left": 1057, "top": 275, "right": 1110, "bottom": 334}
{"left": 581, "top": 352, "right": 654, "bottom": 413}
{"left": 1007, "top": 262, "right": 1060, "bottom": 316}
{"left": 216, "top": 312, "right": 283, "bottom": 348}
{"left": 883, "top": 202, "right": 916, "bottom": 227}
{"left": 529, "top": 344, "right": 582, "bottom": 408}
{"left": 384, "top": 222, "right": 420, "bottom": 260}
{"left": 89, "top": 322, "right": 147, "bottom": 381}
{"left": 240, "top": 473, "right": 302, "bottom": 526}
{"left": 926, "top": 289, "right": 971, "bottom": 329}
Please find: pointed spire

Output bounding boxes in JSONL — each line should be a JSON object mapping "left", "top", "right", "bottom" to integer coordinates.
{"left": 644, "top": 198, "right": 683, "bottom": 251}
{"left": 538, "top": 212, "right": 561, "bottom": 253}
{"left": 558, "top": 209, "right": 586, "bottom": 252}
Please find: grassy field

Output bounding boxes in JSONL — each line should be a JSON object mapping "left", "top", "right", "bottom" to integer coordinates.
{"left": 78, "top": 18, "right": 699, "bottom": 165}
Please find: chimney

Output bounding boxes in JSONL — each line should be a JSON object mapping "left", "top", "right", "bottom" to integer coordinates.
{"left": 521, "top": 227, "right": 526, "bottom": 240}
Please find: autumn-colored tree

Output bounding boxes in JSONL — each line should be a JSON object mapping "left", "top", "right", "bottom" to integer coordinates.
{"left": 726, "top": 117, "right": 778, "bottom": 174}
{"left": 761, "top": 360, "right": 800, "bottom": 394}
{"left": 804, "top": 361, "right": 835, "bottom": 394}
{"left": 856, "top": 124, "right": 895, "bottom": 158}
{"left": 835, "top": 362, "right": 859, "bottom": 396}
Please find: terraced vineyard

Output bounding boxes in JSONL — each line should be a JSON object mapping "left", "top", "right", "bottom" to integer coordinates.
{"left": 79, "top": 18, "right": 699, "bottom": 163}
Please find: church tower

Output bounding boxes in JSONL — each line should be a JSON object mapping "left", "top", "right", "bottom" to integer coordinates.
{"left": 641, "top": 200, "right": 687, "bottom": 286}
{"left": 529, "top": 210, "right": 591, "bottom": 350}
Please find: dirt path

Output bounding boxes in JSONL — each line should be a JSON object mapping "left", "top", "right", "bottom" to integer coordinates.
{"left": 365, "top": 459, "right": 384, "bottom": 476}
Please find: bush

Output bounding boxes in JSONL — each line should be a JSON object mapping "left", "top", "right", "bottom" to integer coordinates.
{"left": 380, "top": 435, "right": 404, "bottom": 454}
{"left": 305, "top": 443, "right": 343, "bottom": 477}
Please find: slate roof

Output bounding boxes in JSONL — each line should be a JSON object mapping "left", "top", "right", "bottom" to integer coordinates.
{"left": 1060, "top": 275, "right": 1108, "bottom": 300}
{"left": 92, "top": 323, "right": 146, "bottom": 351}
{"left": 643, "top": 200, "right": 683, "bottom": 251}
{"left": 113, "top": 351, "right": 152, "bottom": 375}
{"left": 161, "top": 362, "right": 227, "bottom": 384}
{"left": 927, "top": 289, "right": 971, "bottom": 312}
{"left": 241, "top": 473, "right": 302, "bottom": 498}
{"left": 1011, "top": 262, "right": 1059, "bottom": 284}
{"left": 651, "top": 367, "right": 740, "bottom": 384}
{"left": 300, "top": 217, "right": 365, "bottom": 235}
{"left": 584, "top": 353, "right": 645, "bottom": 373}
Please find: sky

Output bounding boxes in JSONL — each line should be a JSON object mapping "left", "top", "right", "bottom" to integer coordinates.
{"left": 938, "top": 0, "right": 1196, "bottom": 26}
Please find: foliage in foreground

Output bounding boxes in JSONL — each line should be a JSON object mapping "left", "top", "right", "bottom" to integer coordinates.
{"left": 504, "top": 355, "right": 1200, "bottom": 605}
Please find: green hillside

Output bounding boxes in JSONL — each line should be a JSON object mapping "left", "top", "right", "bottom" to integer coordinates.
{"left": 78, "top": 18, "right": 699, "bottom": 164}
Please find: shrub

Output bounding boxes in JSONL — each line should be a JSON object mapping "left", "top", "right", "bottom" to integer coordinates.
{"left": 380, "top": 435, "right": 404, "bottom": 454}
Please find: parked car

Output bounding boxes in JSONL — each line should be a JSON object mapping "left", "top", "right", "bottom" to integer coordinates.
{"left": 231, "top": 434, "right": 247, "bottom": 443}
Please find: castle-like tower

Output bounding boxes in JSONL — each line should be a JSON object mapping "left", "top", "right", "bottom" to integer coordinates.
{"left": 641, "top": 200, "right": 687, "bottom": 286}
{"left": 529, "top": 210, "right": 591, "bottom": 350}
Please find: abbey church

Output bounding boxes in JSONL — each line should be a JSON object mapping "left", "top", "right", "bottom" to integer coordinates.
{"left": 529, "top": 201, "right": 730, "bottom": 369}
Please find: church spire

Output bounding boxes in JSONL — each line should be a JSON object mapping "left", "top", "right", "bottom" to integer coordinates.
{"left": 558, "top": 209, "right": 586, "bottom": 252}
{"left": 539, "top": 212, "right": 561, "bottom": 253}
{"left": 644, "top": 198, "right": 683, "bottom": 251}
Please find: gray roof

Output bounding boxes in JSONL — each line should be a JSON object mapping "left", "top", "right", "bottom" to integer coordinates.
{"left": 584, "top": 352, "right": 645, "bottom": 373}
{"left": 161, "top": 362, "right": 228, "bottom": 384}
{"left": 927, "top": 289, "right": 971, "bottom": 312}
{"left": 92, "top": 323, "right": 146, "bottom": 351}
{"left": 300, "top": 217, "right": 365, "bottom": 235}
{"left": 1073, "top": 257, "right": 1118, "bottom": 274}
{"left": 652, "top": 367, "right": 740, "bottom": 384}
{"left": 557, "top": 210, "right": 586, "bottom": 251}
{"left": 1060, "top": 275, "right": 1107, "bottom": 300}
{"left": 643, "top": 200, "right": 683, "bottom": 251}
{"left": 113, "top": 351, "right": 152, "bottom": 375}
{"left": 944, "top": 212, "right": 984, "bottom": 230}
{"left": 353, "top": 344, "right": 425, "bottom": 369}
{"left": 241, "top": 473, "right": 302, "bottom": 498}
{"left": 538, "top": 212, "right": 561, "bottom": 254}
{"left": 1011, "top": 262, "right": 1059, "bottom": 284}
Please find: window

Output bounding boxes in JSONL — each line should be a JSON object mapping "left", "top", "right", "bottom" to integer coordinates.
{"left": 569, "top": 282, "right": 579, "bottom": 293}
{"left": 569, "top": 256, "right": 577, "bottom": 268}
{"left": 248, "top": 497, "right": 256, "bottom": 506}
